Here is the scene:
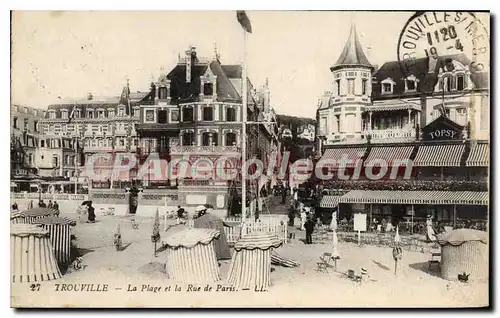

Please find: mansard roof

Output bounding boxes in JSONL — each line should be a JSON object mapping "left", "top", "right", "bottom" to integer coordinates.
{"left": 372, "top": 53, "right": 489, "bottom": 99}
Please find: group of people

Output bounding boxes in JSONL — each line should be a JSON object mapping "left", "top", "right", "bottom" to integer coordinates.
{"left": 11, "top": 200, "right": 60, "bottom": 216}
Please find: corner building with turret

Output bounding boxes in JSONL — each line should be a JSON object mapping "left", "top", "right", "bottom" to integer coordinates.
{"left": 316, "top": 24, "right": 489, "bottom": 230}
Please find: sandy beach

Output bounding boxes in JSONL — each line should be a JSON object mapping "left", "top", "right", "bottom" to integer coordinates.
{"left": 11, "top": 213, "right": 488, "bottom": 308}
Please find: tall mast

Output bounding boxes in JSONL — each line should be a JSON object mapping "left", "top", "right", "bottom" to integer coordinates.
{"left": 241, "top": 29, "right": 248, "bottom": 227}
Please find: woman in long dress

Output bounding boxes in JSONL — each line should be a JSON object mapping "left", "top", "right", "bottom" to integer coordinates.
{"left": 426, "top": 215, "right": 437, "bottom": 242}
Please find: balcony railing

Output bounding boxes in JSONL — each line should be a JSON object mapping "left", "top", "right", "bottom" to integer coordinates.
{"left": 170, "top": 145, "right": 239, "bottom": 154}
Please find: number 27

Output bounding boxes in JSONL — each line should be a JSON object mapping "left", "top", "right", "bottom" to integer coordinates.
{"left": 30, "top": 284, "right": 41, "bottom": 291}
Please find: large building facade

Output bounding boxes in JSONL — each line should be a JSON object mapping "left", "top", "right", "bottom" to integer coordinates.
{"left": 316, "top": 24, "right": 489, "bottom": 227}
{"left": 134, "top": 46, "right": 279, "bottom": 214}
{"left": 42, "top": 90, "right": 148, "bottom": 188}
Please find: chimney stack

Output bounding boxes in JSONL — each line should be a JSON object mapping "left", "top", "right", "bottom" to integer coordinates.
{"left": 185, "top": 46, "right": 196, "bottom": 83}
{"left": 87, "top": 92, "right": 93, "bottom": 100}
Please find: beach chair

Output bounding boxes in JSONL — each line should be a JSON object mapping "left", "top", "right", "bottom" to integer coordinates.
{"left": 343, "top": 269, "right": 362, "bottom": 284}
{"left": 316, "top": 252, "right": 334, "bottom": 273}
{"left": 428, "top": 251, "right": 441, "bottom": 270}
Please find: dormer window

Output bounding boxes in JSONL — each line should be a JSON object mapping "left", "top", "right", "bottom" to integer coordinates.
{"left": 108, "top": 109, "right": 114, "bottom": 117}
{"left": 203, "top": 82, "right": 213, "bottom": 96}
{"left": 406, "top": 80, "right": 416, "bottom": 91}
{"left": 404, "top": 75, "right": 418, "bottom": 93}
{"left": 49, "top": 110, "right": 56, "bottom": 119}
{"left": 381, "top": 78, "right": 395, "bottom": 94}
{"left": 87, "top": 110, "right": 94, "bottom": 119}
{"left": 159, "top": 87, "right": 168, "bottom": 99}
{"left": 442, "top": 76, "right": 452, "bottom": 92}
{"left": 117, "top": 107, "right": 125, "bottom": 117}
{"left": 382, "top": 83, "right": 392, "bottom": 93}
{"left": 61, "top": 110, "right": 68, "bottom": 119}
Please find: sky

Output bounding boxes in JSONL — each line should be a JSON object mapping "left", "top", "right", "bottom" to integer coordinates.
{"left": 12, "top": 11, "right": 418, "bottom": 118}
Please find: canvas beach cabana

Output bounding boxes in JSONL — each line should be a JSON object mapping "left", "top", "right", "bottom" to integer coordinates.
{"left": 164, "top": 228, "right": 221, "bottom": 283}
{"left": 11, "top": 208, "right": 58, "bottom": 224}
{"left": 437, "top": 229, "right": 488, "bottom": 281}
{"left": 11, "top": 224, "right": 62, "bottom": 283}
{"left": 227, "top": 232, "right": 283, "bottom": 291}
{"left": 32, "top": 216, "right": 76, "bottom": 266}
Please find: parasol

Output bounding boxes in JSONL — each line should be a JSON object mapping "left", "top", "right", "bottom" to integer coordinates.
{"left": 332, "top": 229, "right": 340, "bottom": 258}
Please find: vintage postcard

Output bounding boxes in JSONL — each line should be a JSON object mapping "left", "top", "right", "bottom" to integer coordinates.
{"left": 10, "top": 10, "right": 490, "bottom": 308}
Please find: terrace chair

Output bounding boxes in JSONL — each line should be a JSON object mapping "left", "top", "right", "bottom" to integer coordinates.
{"left": 316, "top": 252, "right": 334, "bottom": 273}
{"left": 428, "top": 249, "right": 441, "bottom": 270}
{"left": 343, "top": 269, "right": 362, "bottom": 284}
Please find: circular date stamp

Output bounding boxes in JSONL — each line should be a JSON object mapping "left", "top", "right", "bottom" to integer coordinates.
{"left": 397, "top": 12, "right": 489, "bottom": 77}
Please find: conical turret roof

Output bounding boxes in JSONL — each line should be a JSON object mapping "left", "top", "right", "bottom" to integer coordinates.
{"left": 331, "top": 23, "right": 373, "bottom": 71}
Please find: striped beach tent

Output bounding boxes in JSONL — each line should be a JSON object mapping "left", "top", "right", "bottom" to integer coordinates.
{"left": 11, "top": 208, "right": 58, "bottom": 224}
{"left": 11, "top": 224, "right": 62, "bottom": 283}
{"left": 227, "top": 232, "right": 283, "bottom": 291}
{"left": 164, "top": 228, "right": 221, "bottom": 283}
{"left": 32, "top": 217, "right": 76, "bottom": 266}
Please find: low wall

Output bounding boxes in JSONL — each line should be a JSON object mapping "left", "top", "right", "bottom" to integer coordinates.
{"left": 11, "top": 193, "right": 89, "bottom": 214}
{"left": 10, "top": 199, "right": 83, "bottom": 214}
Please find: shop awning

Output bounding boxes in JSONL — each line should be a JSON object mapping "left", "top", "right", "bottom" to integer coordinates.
{"left": 466, "top": 143, "right": 489, "bottom": 167}
{"left": 338, "top": 190, "right": 488, "bottom": 205}
{"left": 319, "top": 147, "right": 367, "bottom": 168}
{"left": 319, "top": 195, "right": 341, "bottom": 208}
{"left": 413, "top": 144, "right": 465, "bottom": 167}
{"left": 364, "top": 146, "right": 414, "bottom": 166}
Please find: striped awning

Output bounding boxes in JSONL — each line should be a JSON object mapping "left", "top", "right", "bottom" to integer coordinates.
{"left": 338, "top": 190, "right": 488, "bottom": 205}
{"left": 319, "top": 195, "right": 341, "bottom": 208}
{"left": 413, "top": 144, "right": 465, "bottom": 167}
{"left": 466, "top": 143, "right": 489, "bottom": 167}
{"left": 364, "top": 146, "right": 414, "bottom": 166}
{"left": 319, "top": 147, "right": 367, "bottom": 168}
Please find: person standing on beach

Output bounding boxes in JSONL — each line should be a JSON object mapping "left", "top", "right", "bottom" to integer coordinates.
{"left": 304, "top": 214, "right": 315, "bottom": 244}
{"left": 53, "top": 201, "right": 60, "bottom": 216}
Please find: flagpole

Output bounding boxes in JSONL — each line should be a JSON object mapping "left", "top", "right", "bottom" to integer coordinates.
{"left": 241, "top": 28, "right": 248, "bottom": 228}
{"left": 74, "top": 120, "right": 79, "bottom": 194}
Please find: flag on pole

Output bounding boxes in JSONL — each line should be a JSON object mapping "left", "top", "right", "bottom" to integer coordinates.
{"left": 68, "top": 103, "right": 77, "bottom": 124}
{"left": 237, "top": 11, "right": 252, "bottom": 33}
